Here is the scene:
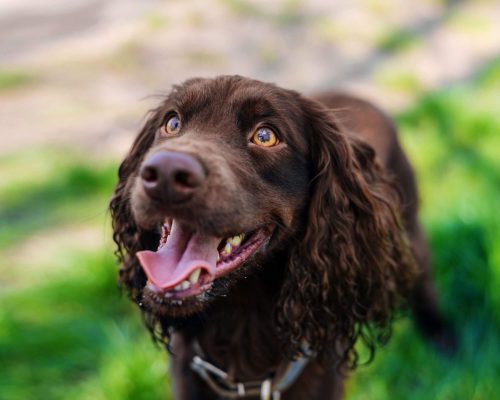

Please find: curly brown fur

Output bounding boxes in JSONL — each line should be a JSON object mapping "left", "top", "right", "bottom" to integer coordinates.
{"left": 275, "top": 99, "right": 417, "bottom": 366}
{"left": 110, "top": 76, "right": 451, "bottom": 399}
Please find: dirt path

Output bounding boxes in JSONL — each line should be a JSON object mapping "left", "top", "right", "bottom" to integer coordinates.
{"left": 1, "top": 0, "right": 499, "bottom": 158}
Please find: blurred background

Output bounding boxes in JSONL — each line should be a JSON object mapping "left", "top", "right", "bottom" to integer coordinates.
{"left": 0, "top": 0, "right": 499, "bottom": 399}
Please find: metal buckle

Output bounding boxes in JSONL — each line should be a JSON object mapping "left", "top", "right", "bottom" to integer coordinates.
{"left": 237, "top": 382, "right": 245, "bottom": 396}
{"left": 260, "top": 379, "right": 271, "bottom": 400}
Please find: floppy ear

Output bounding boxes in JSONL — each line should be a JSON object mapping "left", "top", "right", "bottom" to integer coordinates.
{"left": 109, "top": 110, "right": 161, "bottom": 300}
{"left": 276, "top": 98, "right": 417, "bottom": 366}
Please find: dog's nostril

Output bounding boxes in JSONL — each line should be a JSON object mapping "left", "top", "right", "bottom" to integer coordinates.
{"left": 141, "top": 166, "right": 158, "bottom": 183}
{"left": 174, "top": 170, "right": 198, "bottom": 188}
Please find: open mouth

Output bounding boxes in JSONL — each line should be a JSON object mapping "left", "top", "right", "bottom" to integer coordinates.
{"left": 136, "top": 219, "right": 272, "bottom": 301}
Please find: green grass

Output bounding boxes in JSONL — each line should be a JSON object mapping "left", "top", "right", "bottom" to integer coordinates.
{"left": 0, "top": 250, "right": 169, "bottom": 400}
{"left": 1, "top": 62, "right": 499, "bottom": 399}
{"left": 0, "top": 149, "right": 117, "bottom": 250}
{"left": 376, "top": 28, "right": 420, "bottom": 54}
{"left": 218, "top": 0, "right": 302, "bottom": 26}
{"left": 375, "top": 68, "right": 424, "bottom": 94}
{"left": 218, "top": 0, "right": 263, "bottom": 17}
{"left": 0, "top": 150, "right": 169, "bottom": 399}
{"left": 0, "top": 70, "right": 36, "bottom": 91}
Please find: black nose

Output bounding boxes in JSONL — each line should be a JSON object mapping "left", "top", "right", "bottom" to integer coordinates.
{"left": 140, "top": 151, "right": 206, "bottom": 203}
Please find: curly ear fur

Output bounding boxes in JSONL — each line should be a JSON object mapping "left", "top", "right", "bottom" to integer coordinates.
{"left": 110, "top": 110, "right": 162, "bottom": 301}
{"left": 276, "top": 98, "right": 417, "bottom": 367}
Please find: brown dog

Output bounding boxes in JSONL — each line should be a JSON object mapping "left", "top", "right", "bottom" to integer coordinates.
{"left": 110, "top": 76, "right": 453, "bottom": 399}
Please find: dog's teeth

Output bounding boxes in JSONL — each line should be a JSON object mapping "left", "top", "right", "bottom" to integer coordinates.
{"left": 217, "top": 253, "right": 221, "bottom": 262}
{"left": 222, "top": 242, "right": 233, "bottom": 256}
{"left": 174, "top": 280, "right": 191, "bottom": 291}
{"left": 189, "top": 269, "right": 201, "bottom": 284}
{"left": 228, "top": 233, "right": 244, "bottom": 247}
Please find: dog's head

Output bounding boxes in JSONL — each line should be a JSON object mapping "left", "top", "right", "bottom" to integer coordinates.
{"left": 110, "top": 76, "right": 416, "bottom": 364}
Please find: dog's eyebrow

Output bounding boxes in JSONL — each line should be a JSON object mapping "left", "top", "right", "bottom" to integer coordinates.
{"left": 175, "top": 89, "right": 212, "bottom": 122}
{"left": 236, "top": 97, "right": 279, "bottom": 132}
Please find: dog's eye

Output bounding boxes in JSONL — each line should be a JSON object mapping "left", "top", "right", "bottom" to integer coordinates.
{"left": 163, "top": 115, "right": 182, "bottom": 136}
{"left": 251, "top": 127, "right": 279, "bottom": 147}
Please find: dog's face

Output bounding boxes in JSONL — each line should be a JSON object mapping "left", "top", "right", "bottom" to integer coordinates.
{"left": 127, "top": 76, "right": 311, "bottom": 315}
{"left": 112, "top": 75, "right": 416, "bottom": 362}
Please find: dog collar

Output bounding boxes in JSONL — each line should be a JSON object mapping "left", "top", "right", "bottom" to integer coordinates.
{"left": 189, "top": 340, "right": 311, "bottom": 400}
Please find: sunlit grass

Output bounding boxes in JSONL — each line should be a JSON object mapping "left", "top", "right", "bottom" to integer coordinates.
{"left": 376, "top": 28, "right": 420, "bottom": 54}
{"left": 0, "top": 149, "right": 117, "bottom": 250}
{"left": 375, "top": 68, "right": 424, "bottom": 94}
{"left": 0, "top": 70, "right": 36, "bottom": 91}
{"left": 0, "top": 247, "right": 169, "bottom": 400}
{"left": 0, "top": 149, "right": 170, "bottom": 399}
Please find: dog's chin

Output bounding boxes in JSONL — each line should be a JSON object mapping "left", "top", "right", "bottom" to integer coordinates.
{"left": 141, "top": 286, "right": 213, "bottom": 318}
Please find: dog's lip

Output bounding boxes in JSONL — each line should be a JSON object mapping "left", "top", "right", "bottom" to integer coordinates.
{"left": 143, "top": 224, "right": 273, "bottom": 300}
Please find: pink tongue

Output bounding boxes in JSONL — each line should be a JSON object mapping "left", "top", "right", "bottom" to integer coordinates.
{"left": 136, "top": 220, "right": 220, "bottom": 289}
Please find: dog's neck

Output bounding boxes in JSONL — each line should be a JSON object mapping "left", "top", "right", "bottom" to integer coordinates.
{"left": 180, "top": 260, "right": 286, "bottom": 381}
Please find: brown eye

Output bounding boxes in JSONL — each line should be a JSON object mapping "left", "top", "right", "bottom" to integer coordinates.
{"left": 251, "top": 127, "right": 279, "bottom": 147}
{"left": 163, "top": 115, "right": 182, "bottom": 135}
